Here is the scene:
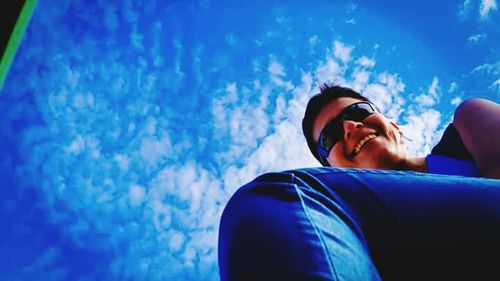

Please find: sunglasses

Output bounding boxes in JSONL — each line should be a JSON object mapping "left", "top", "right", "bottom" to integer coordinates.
{"left": 317, "top": 101, "right": 379, "bottom": 164}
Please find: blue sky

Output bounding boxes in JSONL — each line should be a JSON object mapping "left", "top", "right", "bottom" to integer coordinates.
{"left": 0, "top": 0, "right": 498, "bottom": 280}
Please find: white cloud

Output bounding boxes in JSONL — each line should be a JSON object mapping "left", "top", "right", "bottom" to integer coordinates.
{"left": 268, "top": 57, "right": 294, "bottom": 89}
{"left": 458, "top": 0, "right": 473, "bottom": 20}
{"left": 345, "top": 18, "right": 356, "bottom": 24}
{"left": 130, "top": 25, "right": 144, "bottom": 49}
{"left": 139, "top": 136, "right": 170, "bottom": 167}
{"left": 414, "top": 76, "right": 441, "bottom": 108}
{"left": 467, "top": 33, "right": 487, "bottom": 43}
{"left": 333, "top": 40, "right": 354, "bottom": 64}
{"left": 472, "top": 61, "right": 500, "bottom": 94}
{"left": 458, "top": 0, "right": 498, "bottom": 21}
{"left": 352, "top": 69, "right": 371, "bottom": 87}
{"left": 370, "top": 72, "right": 406, "bottom": 120}
{"left": 315, "top": 59, "right": 343, "bottom": 82}
{"left": 226, "top": 82, "right": 238, "bottom": 96}
{"left": 129, "top": 184, "right": 146, "bottom": 206}
{"left": 268, "top": 58, "right": 286, "bottom": 76}
{"left": 490, "top": 78, "right": 500, "bottom": 93}
{"left": 398, "top": 77, "right": 448, "bottom": 157}
{"left": 123, "top": 0, "right": 139, "bottom": 23}
{"left": 347, "top": 3, "right": 358, "bottom": 13}
{"left": 428, "top": 76, "right": 440, "bottom": 97}
{"left": 472, "top": 61, "right": 500, "bottom": 75}
{"left": 172, "top": 38, "right": 185, "bottom": 91}
{"left": 356, "top": 56, "right": 376, "bottom": 68}
{"left": 415, "top": 94, "right": 436, "bottom": 106}
{"left": 480, "top": 0, "right": 498, "bottom": 19}
{"left": 400, "top": 109, "right": 442, "bottom": 157}
{"left": 451, "top": 96, "right": 463, "bottom": 106}
{"left": 448, "top": 82, "right": 459, "bottom": 93}
{"left": 167, "top": 229, "right": 186, "bottom": 253}
{"left": 309, "top": 35, "right": 319, "bottom": 48}
{"left": 65, "top": 135, "right": 85, "bottom": 155}
{"left": 114, "top": 154, "right": 131, "bottom": 171}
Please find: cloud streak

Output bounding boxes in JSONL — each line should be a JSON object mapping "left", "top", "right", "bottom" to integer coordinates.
{"left": 480, "top": 0, "right": 498, "bottom": 19}
{"left": 458, "top": 0, "right": 498, "bottom": 20}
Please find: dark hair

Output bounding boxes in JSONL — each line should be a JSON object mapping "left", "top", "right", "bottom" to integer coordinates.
{"left": 302, "top": 84, "right": 371, "bottom": 166}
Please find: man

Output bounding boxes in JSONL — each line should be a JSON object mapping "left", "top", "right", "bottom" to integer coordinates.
{"left": 218, "top": 85, "right": 500, "bottom": 281}
{"left": 303, "top": 84, "right": 499, "bottom": 178}
{"left": 304, "top": 85, "right": 425, "bottom": 171}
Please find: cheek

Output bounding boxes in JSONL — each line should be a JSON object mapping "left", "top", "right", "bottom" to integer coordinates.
{"left": 327, "top": 144, "right": 351, "bottom": 166}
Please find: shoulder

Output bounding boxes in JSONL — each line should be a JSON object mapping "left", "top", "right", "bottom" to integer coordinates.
{"left": 451, "top": 98, "right": 500, "bottom": 178}
{"left": 454, "top": 98, "right": 499, "bottom": 126}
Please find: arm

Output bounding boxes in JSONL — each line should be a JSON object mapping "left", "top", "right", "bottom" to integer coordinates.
{"left": 453, "top": 98, "right": 500, "bottom": 179}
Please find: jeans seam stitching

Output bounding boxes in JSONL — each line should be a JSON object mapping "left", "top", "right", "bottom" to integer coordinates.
{"left": 294, "top": 174, "right": 339, "bottom": 281}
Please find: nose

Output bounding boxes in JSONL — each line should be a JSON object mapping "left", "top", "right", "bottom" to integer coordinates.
{"left": 342, "top": 119, "right": 363, "bottom": 140}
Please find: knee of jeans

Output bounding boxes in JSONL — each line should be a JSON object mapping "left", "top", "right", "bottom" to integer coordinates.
{"left": 218, "top": 171, "right": 379, "bottom": 281}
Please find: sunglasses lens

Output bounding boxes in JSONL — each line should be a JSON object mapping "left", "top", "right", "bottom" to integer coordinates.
{"left": 344, "top": 103, "right": 375, "bottom": 121}
{"left": 318, "top": 102, "right": 377, "bottom": 158}
{"left": 321, "top": 122, "right": 341, "bottom": 151}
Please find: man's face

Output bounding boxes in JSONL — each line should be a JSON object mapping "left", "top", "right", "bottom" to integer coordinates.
{"left": 312, "top": 97, "right": 407, "bottom": 169}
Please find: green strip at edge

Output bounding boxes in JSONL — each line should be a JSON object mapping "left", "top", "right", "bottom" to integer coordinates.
{"left": 0, "top": 0, "right": 38, "bottom": 89}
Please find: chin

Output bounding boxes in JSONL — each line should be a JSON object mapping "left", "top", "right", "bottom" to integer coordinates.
{"left": 357, "top": 149, "right": 402, "bottom": 170}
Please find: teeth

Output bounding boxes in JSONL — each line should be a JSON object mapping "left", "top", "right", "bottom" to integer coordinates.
{"left": 354, "top": 134, "right": 377, "bottom": 155}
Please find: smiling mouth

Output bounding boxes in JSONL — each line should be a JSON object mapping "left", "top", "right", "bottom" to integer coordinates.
{"left": 353, "top": 133, "right": 378, "bottom": 156}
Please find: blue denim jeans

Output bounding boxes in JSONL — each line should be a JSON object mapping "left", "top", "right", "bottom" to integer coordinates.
{"left": 218, "top": 168, "right": 500, "bottom": 280}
